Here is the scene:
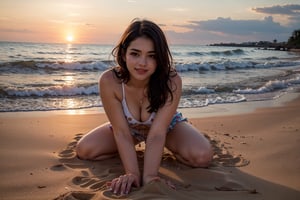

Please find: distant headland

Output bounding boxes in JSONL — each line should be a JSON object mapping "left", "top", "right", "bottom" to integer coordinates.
{"left": 209, "top": 29, "right": 300, "bottom": 52}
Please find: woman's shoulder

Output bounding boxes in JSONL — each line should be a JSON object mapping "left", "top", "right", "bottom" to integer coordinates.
{"left": 99, "top": 69, "right": 119, "bottom": 83}
{"left": 100, "top": 69, "right": 114, "bottom": 80}
{"left": 99, "top": 69, "right": 123, "bottom": 100}
{"left": 99, "top": 69, "right": 122, "bottom": 89}
{"left": 170, "top": 71, "right": 182, "bottom": 86}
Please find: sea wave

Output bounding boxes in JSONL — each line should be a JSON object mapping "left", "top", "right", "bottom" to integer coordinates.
{"left": 175, "top": 60, "right": 298, "bottom": 72}
{"left": 1, "top": 58, "right": 298, "bottom": 74}
{"left": 179, "top": 94, "right": 246, "bottom": 108}
{"left": 1, "top": 84, "right": 220, "bottom": 98}
{"left": 1, "top": 84, "right": 98, "bottom": 97}
{"left": 0, "top": 60, "right": 111, "bottom": 73}
{"left": 183, "top": 48, "right": 245, "bottom": 57}
{"left": 233, "top": 75, "right": 300, "bottom": 94}
{"left": 210, "top": 48, "right": 245, "bottom": 56}
{"left": 2, "top": 73, "right": 300, "bottom": 98}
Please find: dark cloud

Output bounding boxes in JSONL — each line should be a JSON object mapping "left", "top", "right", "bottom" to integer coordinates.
{"left": 167, "top": 4, "right": 300, "bottom": 44}
{"left": 182, "top": 16, "right": 288, "bottom": 35}
{"left": 252, "top": 4, "right": 300, "bottom": 16}
{"left": 289, "top": 14, "right": 300, "bottom": 23}
{"left": 166, "top": 16, "right": 293, "bottom": 44}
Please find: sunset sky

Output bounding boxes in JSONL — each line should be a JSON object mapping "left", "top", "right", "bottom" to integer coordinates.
{"left": 0, "top": 0, "right": 299, "bottom": 45}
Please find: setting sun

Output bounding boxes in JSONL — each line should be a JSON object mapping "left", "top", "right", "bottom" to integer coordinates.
{"left": 66, "top": 35, "right": 74, "bottom": 43}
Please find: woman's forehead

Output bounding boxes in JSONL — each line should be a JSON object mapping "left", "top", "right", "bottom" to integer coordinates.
{"left": 127, "top": 37, "right": 155, "bottom": 52}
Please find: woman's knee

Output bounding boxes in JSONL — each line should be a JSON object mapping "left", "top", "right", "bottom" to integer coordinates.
{"left": 186, "top": 146, "right": 213, "bottom": 167}
{"left": 76, "top": 138, "right": 93, "bottom": 160}
{"left": 76, "top": 133, "right": 100, "bottom": 160}
{"left": 194, "top": 148, "right": 213, "bottom": 167}
{"left": 76, "top": 124, "right": 116, "bottom": 160}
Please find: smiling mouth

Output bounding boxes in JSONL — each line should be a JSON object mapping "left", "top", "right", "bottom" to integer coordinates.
{"left": 135, "top": 68, "right": 148, "bottom": 74}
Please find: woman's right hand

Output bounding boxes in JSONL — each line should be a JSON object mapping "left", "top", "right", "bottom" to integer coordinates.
{"left": 109, "top": 173, "right": 140, "bottom": 195}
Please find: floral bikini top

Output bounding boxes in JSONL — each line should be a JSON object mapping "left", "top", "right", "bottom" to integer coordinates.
{"left": 121, "top": 83, "right": 156, "bottom": 126}
{"left": 121, "top": 83, "right": 156, "bottom": 141}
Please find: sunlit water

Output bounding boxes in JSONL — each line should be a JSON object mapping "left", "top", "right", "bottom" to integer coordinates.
{"left": 0, "top": 41, "right": 300, "bottom": 112}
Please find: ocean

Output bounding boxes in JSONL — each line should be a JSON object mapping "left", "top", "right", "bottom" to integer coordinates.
{"left": 0, "top": 41, "right": 300, "bottom": 112}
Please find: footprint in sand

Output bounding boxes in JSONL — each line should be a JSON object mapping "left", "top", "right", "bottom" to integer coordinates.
{"left": 52, "top": 133, "right": 87, "bottom": 169}
{"left": 206, "top": 133, "right": 250, "bottom": 167}
{"left": 53, "top": 191, "right": 96, "bottom": 200}
{"left": 52, "top": 133, "right": 117, "bottom": 200}
{"left": 52, "top": 132, "right": 251, "bottom": 200}
{"left": 72, "top": 175, "right": 107, "bottom": 190}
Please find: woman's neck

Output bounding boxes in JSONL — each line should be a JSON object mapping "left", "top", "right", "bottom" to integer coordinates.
{"left": 127, "top": 78, "right": 149, "bottom": 89}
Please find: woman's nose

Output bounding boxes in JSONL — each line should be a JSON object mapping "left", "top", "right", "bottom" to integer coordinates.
{"left": 139, "top": 56, "right": 147, "bottom": 66}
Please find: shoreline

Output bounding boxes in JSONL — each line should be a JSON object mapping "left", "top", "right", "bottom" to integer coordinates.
{"left": 0, "top": 91, "right": 299, "bottom": 200}
{"left": 1, "top": 91, "right": 299, "bottom": 119}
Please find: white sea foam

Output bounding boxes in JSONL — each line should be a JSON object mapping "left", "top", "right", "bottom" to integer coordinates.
{"left": 36, "top": 61, "right": 108, "bottom": 71}
{"left": 192, "top": 87, "right": 215, "bottom": 94}
{"left": 174, "top": 60, "right": 298, "bottom": 72}
{"left": 180, "top": 94, "right": 246, "bottom": 108}
{"left": 5, "top": 85, "right": 98, "bottom": 97}
{"left": 234, "top": 75, "right": 300, "bottom": 94}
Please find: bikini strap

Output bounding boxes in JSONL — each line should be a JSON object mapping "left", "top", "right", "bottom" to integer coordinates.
{"left": 121, "top": 82, "right": 125, "bottom": 100}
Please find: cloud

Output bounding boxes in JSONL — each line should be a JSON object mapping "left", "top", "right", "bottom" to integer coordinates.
{"left": 289, "top": 14, "right": 300, "bottom": 23}
{"left": 165, "top": 16, "right": 293, "bottom": 44}
{"left": 164, "top": 4, "right": 300, "bottom": 44}
{"left": 0, "top": 28, "right": 36, "bottom": 34}
{"left": 252, "top": 4, "right": 300, "bottom": 16}
{"left": 183, "top": 16, "right": 288, "bottom": 35}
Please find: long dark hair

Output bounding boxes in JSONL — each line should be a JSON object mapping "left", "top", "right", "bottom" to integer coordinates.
{"left": 112, "top": 19, "right": 177, "bottom": 113}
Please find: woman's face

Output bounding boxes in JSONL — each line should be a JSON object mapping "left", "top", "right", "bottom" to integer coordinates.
{"left": 123, "top": 37, "right": 157, "bottom": 83}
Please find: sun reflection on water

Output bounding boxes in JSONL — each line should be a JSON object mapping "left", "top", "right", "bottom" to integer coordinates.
{"left": 63, "top": 74, "right": 75, "bottom": 85}
{"left": 63, "top": 99, "right": 86, "bottom": 115}
{"left": 66, "top": 109, "right": 87, "bottom": 115}
{"left": 64, "top": 43, "right": 75, "bottom": 63}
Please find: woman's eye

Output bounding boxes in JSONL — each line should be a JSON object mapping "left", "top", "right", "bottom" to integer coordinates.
{"left": 149, "top": 54, "right": 156, "bottom": 59}
{"left": 130, "top": 52, "right": 139, "bottom": 57}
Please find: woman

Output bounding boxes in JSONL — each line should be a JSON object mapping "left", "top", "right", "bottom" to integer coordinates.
{"left": 76, "top": 19, "right": 213, "bottom": 195}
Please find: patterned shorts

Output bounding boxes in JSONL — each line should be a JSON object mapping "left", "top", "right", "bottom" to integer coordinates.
{"left": 168, "top": 112, "right": 188, "bottom": 131}
{"left": 109, "top": 111, "right": 187, "bottom": 142}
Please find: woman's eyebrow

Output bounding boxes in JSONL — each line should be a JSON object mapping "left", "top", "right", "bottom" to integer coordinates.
{"left": 129, "top": 48, "right": 156, "bottom": 53}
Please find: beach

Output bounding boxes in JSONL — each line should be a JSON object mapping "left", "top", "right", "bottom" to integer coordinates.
{"left": 0, "top": 92, "right": 299, "bottom": 200}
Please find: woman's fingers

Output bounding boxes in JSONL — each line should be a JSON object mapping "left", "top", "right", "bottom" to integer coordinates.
{"left": 109, "top": 174, "right": 139, "bottom": 195}
{"left": 120, "top": 175, "right": 131, "bottom": 195}
{"left": 108, "top": 175, "right": 176, "bottom": 195}
{"left": 109, "top": 178, "right": 119, "bottom": 193}
{"left": 124, "top": 174, "right": 137, "bottom": 194}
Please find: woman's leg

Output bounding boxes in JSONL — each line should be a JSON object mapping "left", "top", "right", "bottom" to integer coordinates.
{"left": 165, "top": 122, "right": 213, "bottom": 167}
{"left": 76, "top": 122, "right": 118, "bottom": 160}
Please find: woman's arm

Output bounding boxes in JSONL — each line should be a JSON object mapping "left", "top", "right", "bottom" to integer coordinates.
{"left": 99, "top": 70, "right": 141, "bottom": 194}
{"left": 143, "top": 75, "right": 182, "bottom": 184}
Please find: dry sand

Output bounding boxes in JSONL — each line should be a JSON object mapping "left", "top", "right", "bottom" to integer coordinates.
{"left": 0, "top": 93, "right": 299, "bottom": 200}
